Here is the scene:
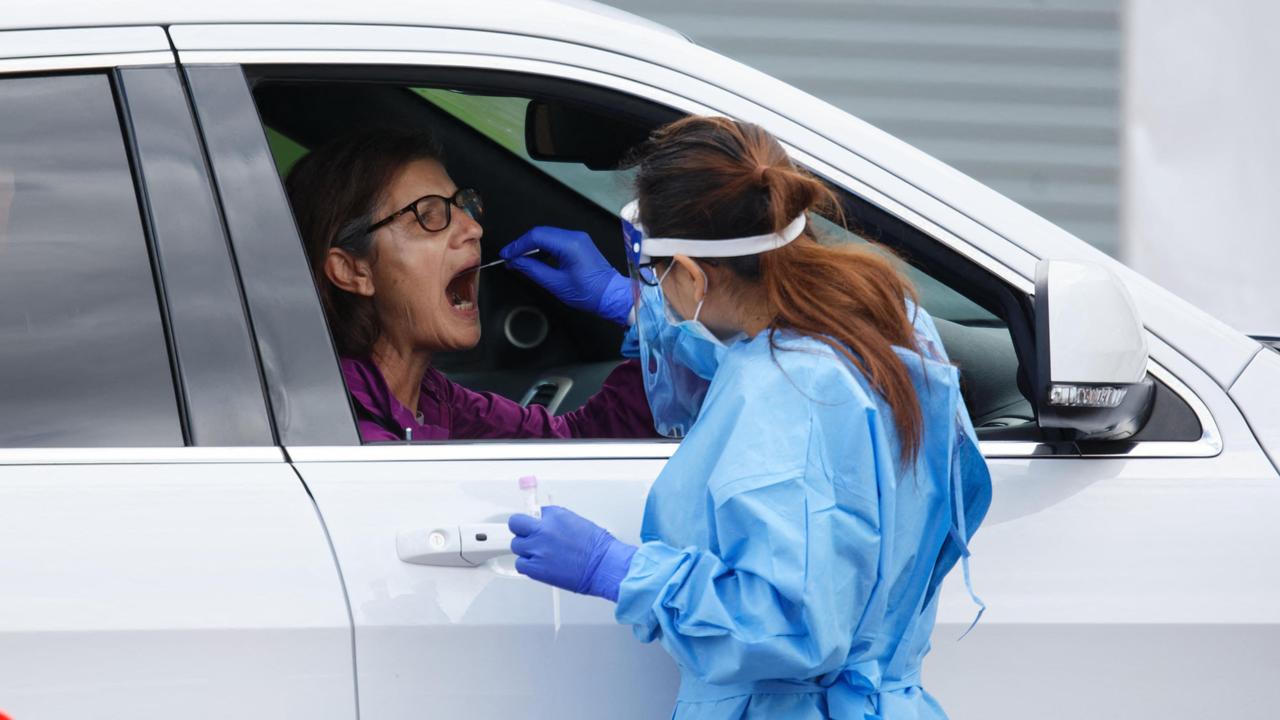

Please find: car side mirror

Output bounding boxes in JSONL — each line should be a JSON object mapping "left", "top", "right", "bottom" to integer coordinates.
{"left": 1034, "top": 259, "right": 1155, "bottom": 440}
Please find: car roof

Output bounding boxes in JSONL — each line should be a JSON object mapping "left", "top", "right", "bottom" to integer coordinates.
{"left": 0, "top": 0, "right": 688, "bottom": 43}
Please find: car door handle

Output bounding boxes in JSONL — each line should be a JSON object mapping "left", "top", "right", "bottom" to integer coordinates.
{"left": 397, "top": 523, "right": 515, "bottom": 567}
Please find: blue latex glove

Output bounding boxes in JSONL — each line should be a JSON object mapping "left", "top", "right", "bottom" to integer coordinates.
{"left": 508, "top": 505, "right": 637, "bottom": 602}
{"left": 500, "top": 226, "right": 632, "bottom": 325}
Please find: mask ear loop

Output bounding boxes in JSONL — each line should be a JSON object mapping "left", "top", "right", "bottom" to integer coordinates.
{"left": 690, "top": 263, "right": 710, "bottom": 325}
{"left": 657, "top": 258, "right": 710, "bottom": 324}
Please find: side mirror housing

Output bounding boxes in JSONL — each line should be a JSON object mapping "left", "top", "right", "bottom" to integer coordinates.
{"left": 1035, "top": 259, "right": 1155, "bottom": 440}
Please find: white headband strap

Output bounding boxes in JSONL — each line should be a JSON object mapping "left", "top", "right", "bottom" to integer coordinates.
{"left": 621, "top": 200, "right": 807, "bottom": 260}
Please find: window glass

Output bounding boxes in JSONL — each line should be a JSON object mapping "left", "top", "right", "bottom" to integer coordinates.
{"left": 0, "top": 74, "right": 183, "bottom": 447}
{"left": 266, "top": 126, "right": 308, "bottom": 177}
{"left": 810, "top": 215, "right": 999, "bottom": 325}
{"left": 414, "top": 89, "right": 637, "bottom": 214}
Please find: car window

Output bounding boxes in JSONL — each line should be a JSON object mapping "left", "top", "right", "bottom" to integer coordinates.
{"left": 253, "top": 74, "right": 1032, "bottom": 440}
{"left": 0, "top": 74, "right": 183, "bottom": 448}
{"left": 413, "top": 88, "right": 1030, "bottom": 433}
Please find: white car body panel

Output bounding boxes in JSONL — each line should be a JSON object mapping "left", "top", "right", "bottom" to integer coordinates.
{"left": 0, "top": 457, "right": 356, "bottom": 719}
{"left": 295, "top": 454, "right": 679, "bottom": 718}
{"left": 0, "top": 3, "right": 1276, "bottom": 718}
{"left": 932, "top": 336, "right": 1280, "bottom": 717}
{"left": 1230, "top": 349, "right": 1280, "bottom": 472}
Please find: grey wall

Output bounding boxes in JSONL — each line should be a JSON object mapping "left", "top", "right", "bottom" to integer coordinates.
{"left": 1125, "top": 0, "right": 1279, "bottom": 333}
{"left": 605, "top": 0, "right": 1122, "bottom": 255}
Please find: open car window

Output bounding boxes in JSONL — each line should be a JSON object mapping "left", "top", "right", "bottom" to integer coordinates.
{"left": 255, "top": 72, "right": 1037, "bottom": 442}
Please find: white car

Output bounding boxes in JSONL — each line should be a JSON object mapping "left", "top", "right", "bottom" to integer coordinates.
{"left": 1, "top": 2, "right": 1276, "bottom": 719}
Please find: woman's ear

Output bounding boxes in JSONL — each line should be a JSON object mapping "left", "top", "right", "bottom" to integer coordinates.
{"left": 670, "top": 254, "right": 708, "bottom": 306}
{"left": 325, "top": 248, "right": 375, "bottom": 297}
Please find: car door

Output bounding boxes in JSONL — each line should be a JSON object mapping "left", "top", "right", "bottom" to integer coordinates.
{"left": 173, "top": 20, "right": 1280, "bottom": 720}
{"left": 0, "top": 30, "right": 355, "bottom": 720}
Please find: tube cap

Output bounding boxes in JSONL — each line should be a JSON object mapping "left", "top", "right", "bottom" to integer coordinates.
{"left": 518, "top": 475, "right": 539, "bottom": 490}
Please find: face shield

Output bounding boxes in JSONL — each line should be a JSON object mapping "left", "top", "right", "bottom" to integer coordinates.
{"left": 620, "top": 200, "right": 807, "bottom": 438}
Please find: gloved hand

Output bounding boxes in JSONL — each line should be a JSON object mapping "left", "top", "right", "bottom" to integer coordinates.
{"left": 500, "top": 226, "right": 632, "bottom": 325}
{"left": 508, "top": 505, "right": 637, "bottom": 602}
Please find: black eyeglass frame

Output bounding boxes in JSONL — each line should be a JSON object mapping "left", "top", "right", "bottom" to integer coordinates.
{"left": 632, "top": 261, "right": 663, "bottom": 287}
{"left": 365, "top": 187, "right": 483, "bottom": 236}
{"left": 630, "top": 257, "right": 720, "bottom": 287}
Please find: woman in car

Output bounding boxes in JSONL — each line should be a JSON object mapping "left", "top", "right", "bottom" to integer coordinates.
{"left": 286, "top": 127, "right": 655, "bottom": 442}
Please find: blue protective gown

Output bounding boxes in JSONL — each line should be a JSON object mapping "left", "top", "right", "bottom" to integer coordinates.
{"left": 615, "top": 309, "right": 992, "bottom": 719}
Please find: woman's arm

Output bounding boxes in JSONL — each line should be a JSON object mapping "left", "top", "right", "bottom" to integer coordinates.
{"left": 557, "top": 360, "right": 658, "bottom": 439}
{"left": 437, "top": 363, "right": 655, "bottom": 440}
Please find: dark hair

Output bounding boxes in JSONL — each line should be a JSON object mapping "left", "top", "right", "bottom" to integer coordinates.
{"left": 630, "top": 115, "right": 924, "bottom": 463}
{"left": 286, "top": 127, "right": 445, "bottom": 358}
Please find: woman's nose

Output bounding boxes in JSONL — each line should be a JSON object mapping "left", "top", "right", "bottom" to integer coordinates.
{"left": 452, "top": 209, "right": 483, "bottom": 247}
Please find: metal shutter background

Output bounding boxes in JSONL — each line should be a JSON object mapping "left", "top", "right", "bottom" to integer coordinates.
{"left": 605, "top": 0, "right": 1121, "bottom": 256}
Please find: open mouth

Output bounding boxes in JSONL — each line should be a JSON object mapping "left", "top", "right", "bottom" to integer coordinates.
{"left": 446, "top": 264, "right": 479, "bottom": 312}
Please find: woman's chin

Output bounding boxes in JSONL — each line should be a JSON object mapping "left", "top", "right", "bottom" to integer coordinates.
{"left": 418, "top": 308, "right": 482, "bottom": 354}
{"left": 447, "top": 323, "right": 482, "bottom": 351}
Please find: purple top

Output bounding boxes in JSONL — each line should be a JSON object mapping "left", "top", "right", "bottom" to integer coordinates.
{"left": 341, "top": 357, "right": 659, "bottom": 442}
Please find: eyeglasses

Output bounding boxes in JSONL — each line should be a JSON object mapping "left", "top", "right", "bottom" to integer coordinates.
{"left": 631, "top": 258, "right": 718, "bottom": 288}
{"left": 633, "top": 261, "right": 663, "bottom": 287}
{"left": 366, "top": 188, "right": 484, "bottom": 235}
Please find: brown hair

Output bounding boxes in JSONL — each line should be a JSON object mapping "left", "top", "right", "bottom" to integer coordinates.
{"left": 285, "top": 127, "right": 445, "bottom": 358}
{"left": 631, "top": 116, "right": 924, "bottom": 462}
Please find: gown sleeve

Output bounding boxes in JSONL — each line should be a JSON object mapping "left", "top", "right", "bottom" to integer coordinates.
{"left": 614, "top": 355, "right": 889, "bottom": 685}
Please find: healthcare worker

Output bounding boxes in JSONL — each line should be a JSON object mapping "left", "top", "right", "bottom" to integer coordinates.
{"left": 503, "top": 116, "right": 992, "bottom": 719}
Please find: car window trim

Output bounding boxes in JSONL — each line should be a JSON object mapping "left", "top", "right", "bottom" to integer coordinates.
{"left": 112, "top": 67, "right": 193, "bottom": 446}
{"left": 0, "top": 446, "right": 284, "bottom": 466}
{"left": 115, "top": 65, "right": 277, "bottom": 447}
{"left": 181, "top": 63, "right": 362, "bottom": 447}
{"left": 0, "top": 26, "right": 171, "bottom": 60}
{"left": 0, "top": 27, "right": 175, "bottom": 81}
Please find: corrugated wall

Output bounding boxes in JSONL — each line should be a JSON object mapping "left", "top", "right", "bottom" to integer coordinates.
{"left": 605, "top": 0, "right": 1122, "bottom": 255}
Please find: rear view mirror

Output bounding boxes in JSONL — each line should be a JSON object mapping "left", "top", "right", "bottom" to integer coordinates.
{"left": 1035, "top": 259, "right": 1155, "bottom": 440}
{"left": 525, "top": 100, "right": 653, "bottom": 170}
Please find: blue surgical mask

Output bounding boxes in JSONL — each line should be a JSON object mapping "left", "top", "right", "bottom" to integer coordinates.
{"left": 634, "top": 264, "right": 741, "bottom": 438}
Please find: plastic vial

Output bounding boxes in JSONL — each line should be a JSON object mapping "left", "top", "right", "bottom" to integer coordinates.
{"left": 519, "top": 475, "right": 540, "bottom": 518}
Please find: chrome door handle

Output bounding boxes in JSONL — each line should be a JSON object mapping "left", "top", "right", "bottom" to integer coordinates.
{"left": 397, "top": 523, "right": 514, "bottom": 567}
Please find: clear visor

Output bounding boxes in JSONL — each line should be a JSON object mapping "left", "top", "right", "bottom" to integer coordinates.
{"left": 621, "top": 209, "right": 711, "bottom": 439}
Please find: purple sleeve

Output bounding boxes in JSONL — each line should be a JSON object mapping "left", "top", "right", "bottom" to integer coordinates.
{"left": 342, "top": 356, "right": 450, "bottom": 443}
{"left": 435, "top": 371, "right": 570, "bottom": 440}
{"left": 341, "top": 357, "right": 403, "bottom": 442}
{"left": 357, "top": 417, "right": 401, "bottom": 442}
{"left": 559, "top": 360, "right": 659, "bottom": 439}
{"left": 436, "top": 361, "right": 658, "bottom": 440}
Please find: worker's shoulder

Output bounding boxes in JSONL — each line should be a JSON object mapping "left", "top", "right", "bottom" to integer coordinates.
{"left": 720, "top": 331, "right": 876, "bottom": 407}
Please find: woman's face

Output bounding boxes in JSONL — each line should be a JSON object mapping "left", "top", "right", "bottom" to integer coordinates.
{"left": 367, "top": 158, "right": 484, "bottom": 354}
